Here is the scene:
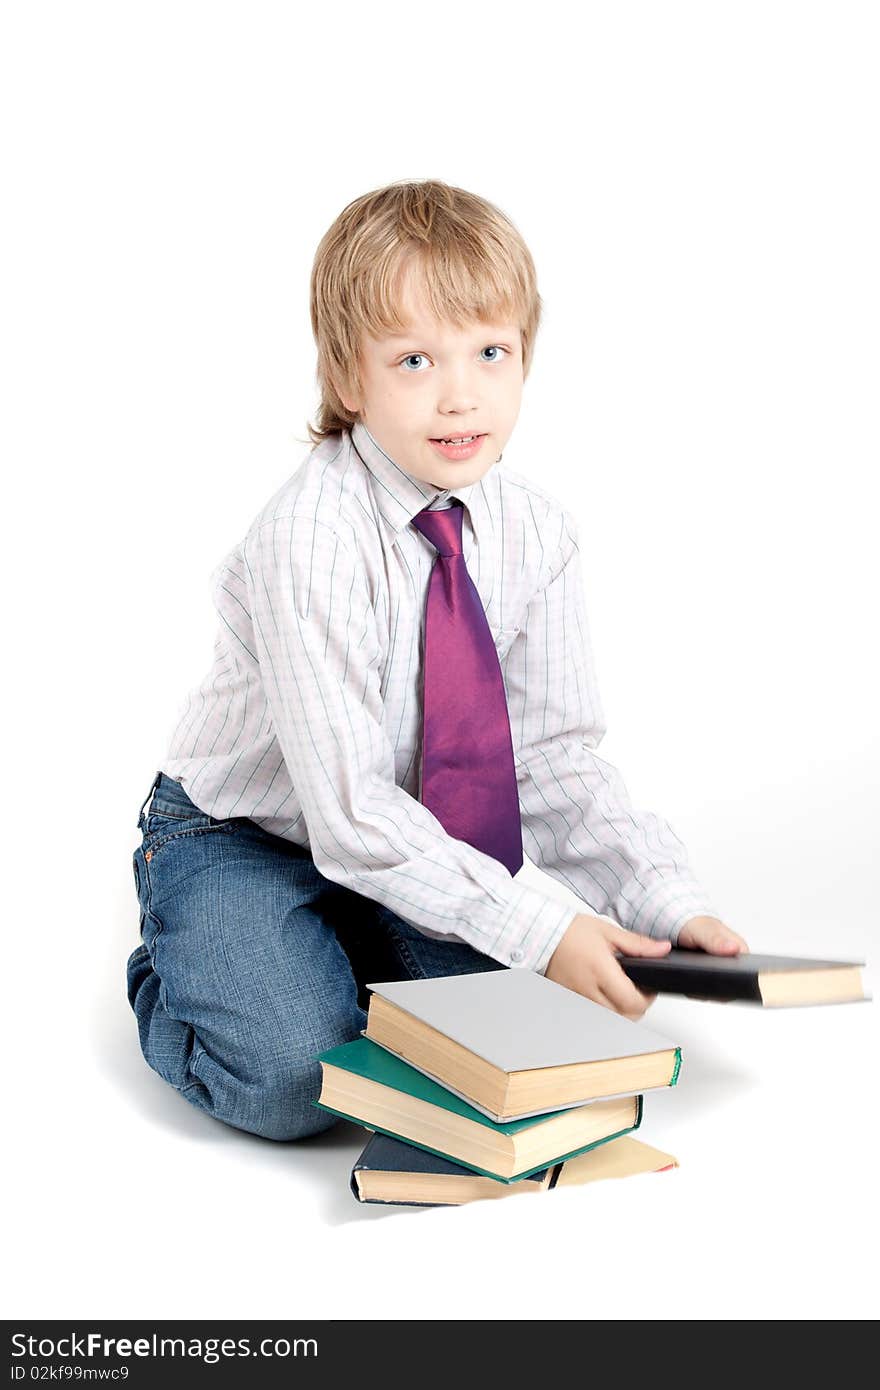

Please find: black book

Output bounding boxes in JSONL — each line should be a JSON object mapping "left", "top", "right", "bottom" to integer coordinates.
{"left": 619, "top": 949, "right": 867, "bottom": 1006}
{"left": 350, "top": 1131, "right": 679, "bottom": 1207}
{"left": 350, "top": 1131, "right": 558, "bottom": 1207}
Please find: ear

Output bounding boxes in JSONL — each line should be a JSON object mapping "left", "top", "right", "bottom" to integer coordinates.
{"left": 330, "top": 364, "right": 361, "bottom": 416}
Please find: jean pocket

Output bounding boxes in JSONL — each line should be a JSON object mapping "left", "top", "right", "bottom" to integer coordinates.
{"left": 131, "top": 846, "right": 152, "bottom": 946}
{"left": 143, "top": 809, "right": 199, "bottom": 836}
{"left": 141, "top": 813, "right": 241, "bottom": 861}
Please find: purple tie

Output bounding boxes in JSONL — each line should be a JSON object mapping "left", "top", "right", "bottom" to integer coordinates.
{"left": 410, "top": 499, "right": 523, "bottom": 876}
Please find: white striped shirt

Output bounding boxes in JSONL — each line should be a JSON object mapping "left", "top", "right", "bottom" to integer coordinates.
{"left": 162, "top": 419, "right": 717, "bottom": 972}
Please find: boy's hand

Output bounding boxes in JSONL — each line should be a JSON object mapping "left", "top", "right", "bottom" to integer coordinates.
{"left": 545, "top": 914, "right": 672, "bottom": 1020}
{"left": 676, "top": 915, "right": 749, "bottom": 954}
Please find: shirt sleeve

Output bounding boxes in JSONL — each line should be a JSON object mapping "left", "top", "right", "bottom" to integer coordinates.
{"left": 503, "top": 508, "right": 721, "bottom": 943}
{"left": 241, "top": 515, "right": 575, "bottom": 972}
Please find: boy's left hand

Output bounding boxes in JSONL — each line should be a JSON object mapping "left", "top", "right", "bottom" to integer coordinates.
{"left": 677, "top": 915, "right": 749, "bottom": 954}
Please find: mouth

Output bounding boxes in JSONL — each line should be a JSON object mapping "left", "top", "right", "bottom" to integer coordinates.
{"left": 428, "top": 433, "right": 487, "bottom": 460}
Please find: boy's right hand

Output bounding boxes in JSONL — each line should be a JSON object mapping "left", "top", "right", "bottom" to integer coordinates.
{"left": 544, "top": 913, "right": 672, "bottom": 1019}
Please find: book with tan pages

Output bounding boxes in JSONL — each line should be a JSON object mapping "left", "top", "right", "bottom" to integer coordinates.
{"left": 350, "top": 1130, "right": 557, "bottom": 1206}
{"left": 618, "top": 949, "right": 868, "bottom": 1006}
{"left": 350, "top": 1131, "right": 678, "bottom": 1207}
{"left": 364, "top": 969, "right": 682, "bottom": 1122}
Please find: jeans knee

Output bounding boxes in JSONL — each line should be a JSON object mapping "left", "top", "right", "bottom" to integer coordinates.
{"left": 193, "top": 1026, "right": 362, "bottom": 1142}
{"left": 127, "top": 947, "right": 363, "bottom": 1142}
{"left": 248, "top": 1055, "right": 337, "bottom": 1142}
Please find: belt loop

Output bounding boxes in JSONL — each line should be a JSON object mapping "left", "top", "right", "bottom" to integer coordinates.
{"left": 137, "top": 770, "right": 162, "bottom": 832}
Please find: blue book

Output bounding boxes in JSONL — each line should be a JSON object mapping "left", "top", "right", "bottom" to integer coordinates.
{"left": 350, "top": 1131, "right": 680, "bottom": 1207}
{"left": 350, "top": 1131, "right": 559, "bottom": 1206}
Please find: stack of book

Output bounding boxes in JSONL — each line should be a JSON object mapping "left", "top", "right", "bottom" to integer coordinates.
{"left": 313, "top": 969, "right": 683, "bottom": 1208}
{"left": 313, "top": 949, "right": 868, "bottom": 1207}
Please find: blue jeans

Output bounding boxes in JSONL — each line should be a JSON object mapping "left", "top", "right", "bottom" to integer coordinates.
{"left": 127, "top": 771, "right": 506, "bottom": 1141}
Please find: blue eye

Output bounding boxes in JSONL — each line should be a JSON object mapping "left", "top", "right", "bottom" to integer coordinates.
{"left": 399, "top": 345, "right": 508, "bottom": 371}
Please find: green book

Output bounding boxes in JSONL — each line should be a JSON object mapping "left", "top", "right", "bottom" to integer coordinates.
{"left": 315, "top": 1036, "right": 643, "bottom": 1184}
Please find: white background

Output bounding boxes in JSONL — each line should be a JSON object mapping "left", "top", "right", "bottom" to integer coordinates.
{"left": 3, "top": 0, "right": 878, "bottom": 1321}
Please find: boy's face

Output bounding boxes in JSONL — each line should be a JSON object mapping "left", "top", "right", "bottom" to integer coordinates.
{"left": 339, "top": 262, "right": 524, "bottom": 489}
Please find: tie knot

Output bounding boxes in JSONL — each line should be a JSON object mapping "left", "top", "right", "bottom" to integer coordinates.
{"left": 410, "top": 499, "right": 464, "bottom": 557}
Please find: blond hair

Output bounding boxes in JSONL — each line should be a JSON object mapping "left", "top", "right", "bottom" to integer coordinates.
{"left": 305, "top": 179, "right": 542, "bottom": 445}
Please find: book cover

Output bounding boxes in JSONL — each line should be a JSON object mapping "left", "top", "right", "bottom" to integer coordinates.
{"left": 315, "top": 1036, "right": 643, "bottom": 1183}
{"left": 618, "top": 949, "right": 868, "bottom": 1006}
{"left": 365, "top": 969, "right": 679, "bottom": 1072}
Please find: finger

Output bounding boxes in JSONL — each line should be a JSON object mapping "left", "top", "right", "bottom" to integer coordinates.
{"left": 593, "top": 983, "right": 649, "bottom": 1021}
{"left": 596, "top": 957, "right": 655, "bottom": 1018}
{"left": 709, "top": 928, "right": 749, "bottom": 955}
{"left": 685, "top": 922, "right": 748, "bottom": 955}
{"left": 607, "top": 925, "right": 673, "bottom": 957}
{"left": 593, "top": 985, "right": 616, "bottom": 1013}
{"left": 712, "top": 936, "right": 741, "bottom": 954}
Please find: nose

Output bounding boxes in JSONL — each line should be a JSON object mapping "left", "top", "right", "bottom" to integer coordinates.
{"left": 436, "top": 362, "right": 481, "bottom": 416}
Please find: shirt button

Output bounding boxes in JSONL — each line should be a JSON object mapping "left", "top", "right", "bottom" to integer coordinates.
{"left": 510, "top": 948, "right": 524, "bottom": 963}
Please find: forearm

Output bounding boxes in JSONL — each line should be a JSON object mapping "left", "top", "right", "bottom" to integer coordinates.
{"left": 302, "top": 777, "right": 578, "bottom": 969}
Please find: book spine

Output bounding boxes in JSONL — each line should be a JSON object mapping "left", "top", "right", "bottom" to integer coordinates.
{"left": 621, "top": 960, "right": 763, "bottom": 1001}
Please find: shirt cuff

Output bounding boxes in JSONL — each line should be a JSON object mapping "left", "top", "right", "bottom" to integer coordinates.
{"left": 489, "top": 883, "right": 578, "bottom": 974}
{"left": 621, "top": 880, "right": 720, "bottom": 943}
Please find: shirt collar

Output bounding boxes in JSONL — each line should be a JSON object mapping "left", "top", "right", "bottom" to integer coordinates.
{"left": 349, "top": 419, "right": 484, "bottom": 547}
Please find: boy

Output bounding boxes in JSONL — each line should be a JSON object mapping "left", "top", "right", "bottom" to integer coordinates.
{"left": 127, "top": 179, "right": 747, "bottom": 1142}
